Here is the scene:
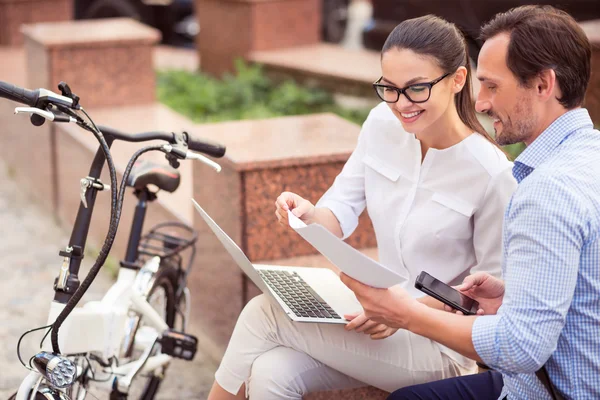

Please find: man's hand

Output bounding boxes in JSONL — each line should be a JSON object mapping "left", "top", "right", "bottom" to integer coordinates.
{"left": 445, "top": 272, "right": 505, "bottom": 315}
{"left": 340, "top": 274, "right": 420, "bottom": 330}
{"left": 344, "top": 312, "right": 399, "bottom": 340}
{"left": 342, "top": 274, "right": 482, "bottom": 362}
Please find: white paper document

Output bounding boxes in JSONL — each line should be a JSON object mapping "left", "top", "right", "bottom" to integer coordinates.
{"left": 288, "top": 211, "right": 408, "bottom": 288}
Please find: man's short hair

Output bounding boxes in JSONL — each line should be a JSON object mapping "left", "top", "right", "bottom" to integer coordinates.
{"left": 480, "top": 5, "right": 591, "bottom": 109}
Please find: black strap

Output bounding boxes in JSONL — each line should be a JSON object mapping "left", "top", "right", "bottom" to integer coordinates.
{"left": 536, "top": 366, "right": 564, "bottom": 400}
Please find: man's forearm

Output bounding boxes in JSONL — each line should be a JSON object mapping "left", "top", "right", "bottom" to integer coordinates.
{"left": 417, "top": 295, "right": 446, "bottom": 311}
{"left": 408, "top": 302, "right": 482, "bottom": 362}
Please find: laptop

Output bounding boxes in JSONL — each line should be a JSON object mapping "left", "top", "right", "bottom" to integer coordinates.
{"left": 192, "top": 199, "right": 362, "bottom": 324}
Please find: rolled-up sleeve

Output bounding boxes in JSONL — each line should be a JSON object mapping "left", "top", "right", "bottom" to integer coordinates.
{"left": 472, "top": 175, "right": 586, "bottom": 374}
{"left": 316, "top": 118, "right": 370, "bottom": 239}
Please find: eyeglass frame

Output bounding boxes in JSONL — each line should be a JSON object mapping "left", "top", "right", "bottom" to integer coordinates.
{"left": 372, "top": 73, "right": 451, "bottom": 104}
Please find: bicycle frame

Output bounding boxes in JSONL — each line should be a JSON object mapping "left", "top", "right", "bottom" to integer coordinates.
{"left": 17, "top": 143, "right": 178, "bottom": 399}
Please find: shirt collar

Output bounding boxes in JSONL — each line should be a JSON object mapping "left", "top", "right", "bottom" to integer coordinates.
{"left": 512, "top": 108, "right": 593, "bottom": 182}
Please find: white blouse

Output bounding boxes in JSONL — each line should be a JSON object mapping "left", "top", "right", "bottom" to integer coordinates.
{"left": 317, "top": 103, "right": 517, "bottom": 297}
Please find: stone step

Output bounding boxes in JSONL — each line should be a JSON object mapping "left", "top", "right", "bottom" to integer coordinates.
{"left": 248, "top": 43, "right": 381, "bottom": 98}
{"left": 0, "top": 0, "right": 72, "bottom": 46}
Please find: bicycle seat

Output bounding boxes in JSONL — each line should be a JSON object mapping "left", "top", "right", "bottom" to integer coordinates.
{"left": 127, "top": 160, "right": 181, "bottom": 193}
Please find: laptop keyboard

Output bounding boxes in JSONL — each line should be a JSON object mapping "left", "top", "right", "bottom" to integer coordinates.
{"left": 259, "top": 270, "right": 342, "bottom": 320}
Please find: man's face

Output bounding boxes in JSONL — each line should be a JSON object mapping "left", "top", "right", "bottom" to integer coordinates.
{"left": 476, "top": 33, "right": 537, "bottom": 146}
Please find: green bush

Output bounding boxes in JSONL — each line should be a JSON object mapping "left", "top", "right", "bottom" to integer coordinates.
{"left": 157, "top": 60, "right": 370, "bottom": 126}
{"left": 503, "top": 142, "right": 526, "bottom": 160}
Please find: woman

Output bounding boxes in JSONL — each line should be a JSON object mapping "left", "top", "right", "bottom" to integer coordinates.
{"left": 208, "top": 15, "right": 517, "bottom": 400}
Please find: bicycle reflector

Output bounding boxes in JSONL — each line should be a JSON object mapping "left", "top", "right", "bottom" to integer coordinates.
{"left": 32, "top": 352, "right": 76, "bottom": 389}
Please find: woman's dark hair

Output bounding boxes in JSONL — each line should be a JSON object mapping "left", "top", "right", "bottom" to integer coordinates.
{"left": 480, "top": 5, "right": 591, "bottom": 109}
{"left": 382, "top": 15, "right": 500, "bottom": 150}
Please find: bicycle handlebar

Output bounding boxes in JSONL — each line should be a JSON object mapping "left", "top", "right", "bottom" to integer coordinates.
{"left": 184, "top": 132, "right": 226, "bottom": 158}
{"left": 0, "top": 80, "right": 76, "bottom": 109}
{"left": 98, "top": 126, "right": 226, "bottom": 159}
{"left": 0, "top": 81, "right": 39, "bottom": 107}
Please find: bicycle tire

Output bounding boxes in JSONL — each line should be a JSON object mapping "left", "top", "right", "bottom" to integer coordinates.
{"left": 129, "top": 264, "right": 179, "bottom": 400}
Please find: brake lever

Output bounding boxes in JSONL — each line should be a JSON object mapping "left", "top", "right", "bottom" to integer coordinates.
{"left": 14, "top": 107, "right": 54, "bottom": 120}
{"left": 14, "top": 107, "right": 77, "bottom": 123}
{"left": 186, "top": 151, "right": 222, "bottom": 172}
{"left": 161, "top": 144, "right": 221, "bottom": 172}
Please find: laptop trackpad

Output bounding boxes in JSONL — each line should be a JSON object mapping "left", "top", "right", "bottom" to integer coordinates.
{"left": 295, "top": 268, "right": 363, "bottom": 317}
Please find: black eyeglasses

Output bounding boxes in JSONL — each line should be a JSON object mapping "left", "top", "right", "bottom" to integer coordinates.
{"left": 373, "top": 73, "right": 451, "bottom": 104}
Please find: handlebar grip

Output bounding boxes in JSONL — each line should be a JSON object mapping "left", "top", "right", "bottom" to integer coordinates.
{"left": 0, "top": 80, "right": 39, "bottom": 106}
{"left": 185, "top": 133, "right": 226, "bottom": 158}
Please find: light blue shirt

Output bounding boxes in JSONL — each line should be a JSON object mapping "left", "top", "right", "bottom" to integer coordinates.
{"left": 472, "top": 108, "right": 600, "bottom": 399}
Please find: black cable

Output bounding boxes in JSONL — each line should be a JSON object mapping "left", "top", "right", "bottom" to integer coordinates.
{"left": 40, "top": 325, "right": 52, "bottom": 348}
{"left": 89, "top": 353, "right": 111, "bottom": 368}
{"left": 110, "top": 355, "right": 120, "bottom": 368}
{"left": 16, "top": 324, "right": 53, "bottom": 369}
{"left": 83, "top": 356, "right": 97, "bottom": 381}
{"left": 80, "top": 107, "right": 100, "bottom": 134}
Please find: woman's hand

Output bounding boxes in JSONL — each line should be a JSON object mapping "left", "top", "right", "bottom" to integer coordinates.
{"left": 344, "top": 312, "right": 398, "bottom": 340}
{"left": 275, "top": 192, "right": 316, "bottom": 226}
{"left": 444, "top": 272, "right": 505, "bottom": 316}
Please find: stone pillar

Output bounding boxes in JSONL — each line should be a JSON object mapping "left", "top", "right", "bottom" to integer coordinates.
{"left": 21, "top": 18, "right": 161, "bottom": 109}
{"left": 0, "top": 0, "right": 73, "bottom": 46}
{"left": 195, "top": 0, "right": 322, "bottom": 76}
{"left": 581, "top": 20, "right": 600, "bottom": 124}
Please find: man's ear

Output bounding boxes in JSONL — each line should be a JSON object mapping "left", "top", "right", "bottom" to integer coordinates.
{"left": 535, "top": 69, "right": 558, "bottom": 102}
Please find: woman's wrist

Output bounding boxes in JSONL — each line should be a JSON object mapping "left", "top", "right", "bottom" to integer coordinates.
{"left": 314, "top": 207, "right": 344, "bottom": 238}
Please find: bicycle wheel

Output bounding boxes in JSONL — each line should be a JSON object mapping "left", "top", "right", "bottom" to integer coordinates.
{"left": 127, "top": 264, "right": 179, "bottom": 400}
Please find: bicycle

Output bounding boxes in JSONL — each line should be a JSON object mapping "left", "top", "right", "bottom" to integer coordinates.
{"left": 0, "top": 80, "right": 226, "bottom": 400}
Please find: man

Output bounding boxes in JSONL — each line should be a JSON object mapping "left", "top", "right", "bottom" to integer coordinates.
{"left": 341, "top": 5, "right": 600, "bottom": 400}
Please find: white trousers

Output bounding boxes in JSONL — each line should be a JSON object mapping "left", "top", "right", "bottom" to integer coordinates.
{"left": 215, "top": 295, "right": 474, "bottom": 399}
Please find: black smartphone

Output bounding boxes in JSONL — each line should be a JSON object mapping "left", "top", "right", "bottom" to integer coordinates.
{"left": 415, "top": 271, "right": 479, "bottom": 315}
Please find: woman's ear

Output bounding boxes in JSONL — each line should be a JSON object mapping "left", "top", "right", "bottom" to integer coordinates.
{"left": 452, "top": 66, "right": 468, "bottom": 93}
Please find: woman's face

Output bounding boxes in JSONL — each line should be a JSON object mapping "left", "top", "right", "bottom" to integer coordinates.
{"left": 380, "top": 48, "right": 458, "bottom": 135}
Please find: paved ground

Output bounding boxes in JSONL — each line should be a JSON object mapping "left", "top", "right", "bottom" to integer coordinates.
{"left": 0, "top": 159, "right": 218, "bottom": 399}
